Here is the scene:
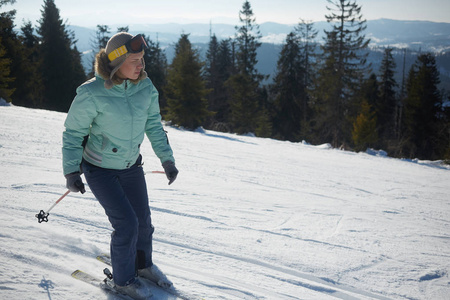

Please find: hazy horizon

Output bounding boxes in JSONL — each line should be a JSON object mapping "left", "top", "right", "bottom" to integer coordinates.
{"left": 5, "top": 0, "right": 450, "bottom": 28}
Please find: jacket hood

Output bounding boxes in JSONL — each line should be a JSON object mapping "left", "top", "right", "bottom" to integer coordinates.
{"left": 95, "top": 49, "right": 147, "bottom": 89}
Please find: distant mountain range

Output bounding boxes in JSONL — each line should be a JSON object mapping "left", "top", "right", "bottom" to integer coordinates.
{"left": 70, "top": 19, "right": 450, "bottom": 90}
{"left": 71, "top": 19, "right": 450, "bottom": 53}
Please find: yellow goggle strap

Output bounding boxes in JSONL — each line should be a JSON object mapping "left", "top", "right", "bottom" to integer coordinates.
{"left": 108, "top": 45, "right": 128, "bottom": 62}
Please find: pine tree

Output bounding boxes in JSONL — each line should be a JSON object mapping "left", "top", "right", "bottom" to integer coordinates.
{"left": 37, "top": 0, "right": 86, "bottom": 112}
{"left": 116, "top": 26, "right": 129, "bottom": 33}
{"left": 309, "top": 30, "right": 342, "bottom": 145}
{"left": 0, "top": 1, "right": 17, "bottom": 103}
{"left": 217, "top": 39, "right": 234, "bottom": 79}
{"left": 88, "top": 25, "right": 110, "bottom": 77}
{"left": 254, "top": 102, "right": 272, "bottom": 138}
{"left": 378, "top": 47, "right": 398, "bottom": 143}
{"left": 353, "top": 73, "right": 380, "bottom": 148}
{"left": 403, "top": 53, "right": 442, "bottom": 159}
{"left": 205, "top": 34, "right": 219, "bottom": 82}
{"left": 204, "top": 34, "right": 235, "bottom": 131}
{"left": 352, "top": 99, "right": 378, "bottom": 151}
{"left": 227, "top": 0, "right": 267, "bottom": 135}
{"left": 164, "top": 34, "right": 211, "bottom": 129}
{"left": 271, "top": 20, "right": 318, "bottom": 141}
{"left": 440, "top": 94, "right": 450, "bottom": 163}
{"left": 361, "top": 73, "right": 380, "bottom": 110}
{"left": 0, "top": 36, "right": 15, "bottom": 102}
{"left": 271, "top": 32, "right": 304, "bottom": 141}
{"left": 143, "top": 35, "right": 168, "bottom": 109}
{"left": 0, "top": 2, "right": 31, "bottom": 106}
{"left": 19, "top": 21, "right": 44, "bottom": 107}
{"left": 205, "top": 34, "right": 220, "bottom": 120}
{"left": 234, "top": 1, "right": 262, "bottom": 80}
{"left": 311, "top": 0, "right": 370, "bottom": 147}
{"left": 296, "top": 19, "right": 318, "bottom": 136}
{"left": 95, "top": 25, "right": 110, "bottom": 49}
{"left": 211, "top": 38, "right": 234, "bottom": 131}
{"left": 226, "top": 73, "right": 259, "bottom": 134}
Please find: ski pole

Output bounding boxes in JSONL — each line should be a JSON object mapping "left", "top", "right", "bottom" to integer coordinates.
{"left": 36, "top": 190, "right": 70, "bottom": 223}
{"left": 144, "top": 170, "right": 165, "bottom": 175}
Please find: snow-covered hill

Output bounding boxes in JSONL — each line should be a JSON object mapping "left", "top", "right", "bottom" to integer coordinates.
{"left": 1, "top": 104, "right": 449, "bottom": 299}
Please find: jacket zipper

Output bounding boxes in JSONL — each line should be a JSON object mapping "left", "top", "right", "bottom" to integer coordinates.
{"left": 125, "top": 81, "right": 133, "bottom": 168}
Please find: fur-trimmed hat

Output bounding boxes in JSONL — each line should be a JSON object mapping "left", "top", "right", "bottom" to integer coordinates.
{"left": 96, "top": 32, "right": 147, "bottom": 89}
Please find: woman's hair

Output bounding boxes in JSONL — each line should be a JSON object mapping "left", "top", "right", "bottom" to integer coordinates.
{"left": 95, "top": 49, "right": 147, "bottom": 89}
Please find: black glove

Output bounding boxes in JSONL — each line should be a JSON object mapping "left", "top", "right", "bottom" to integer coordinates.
{"left": 162, "top": 161, "right": 178, "bottom": 185}
{"left": 65, "top": 172, "right": 86, "bottom": 194}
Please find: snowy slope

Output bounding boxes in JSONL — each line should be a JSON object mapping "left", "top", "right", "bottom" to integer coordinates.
{"left": 0, "top": 104, "right": 449, "bottom": 300}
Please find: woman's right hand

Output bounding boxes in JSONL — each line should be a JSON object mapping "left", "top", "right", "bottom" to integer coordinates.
{"left": 162, "top": 161, "right": 178, "bottom": 185}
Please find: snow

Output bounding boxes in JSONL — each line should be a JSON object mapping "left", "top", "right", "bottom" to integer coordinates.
{"left": 0, "top": 98, "right": 11, "bottom": 106}
{"left": 1, "top": 105, "right": 449, "bottom": 300}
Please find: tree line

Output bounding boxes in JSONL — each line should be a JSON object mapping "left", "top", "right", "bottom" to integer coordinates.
{"left": 1, "top": 0, "right": 449, "bottom": 161}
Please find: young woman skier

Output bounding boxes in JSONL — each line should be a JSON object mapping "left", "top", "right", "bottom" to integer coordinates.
{"left": 62, "top": 32, "right": 178, "bottom": 299}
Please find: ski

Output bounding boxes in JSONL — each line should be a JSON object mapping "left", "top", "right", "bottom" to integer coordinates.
{"left": 71, "top": 269, "right": 130, "bottom": 299}
{"left": 96, "top": 253, "right": 192, "bottom": 300}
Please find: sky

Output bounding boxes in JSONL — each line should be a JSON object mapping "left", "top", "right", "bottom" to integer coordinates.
{"left": 5, "top": 0, "right": 450, "bottom": 28}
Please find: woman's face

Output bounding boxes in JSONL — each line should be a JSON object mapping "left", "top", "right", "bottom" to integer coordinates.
{"left": 116, "top": 51, "right": 144, "bottom": 80}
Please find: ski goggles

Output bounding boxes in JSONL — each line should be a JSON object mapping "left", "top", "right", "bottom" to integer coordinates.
{"left": 108, "top": 34, "right": 147, "bottom": 62}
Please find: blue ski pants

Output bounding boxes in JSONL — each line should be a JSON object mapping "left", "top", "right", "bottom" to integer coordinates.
{"left": 82, "top": 155, "right": 154, "bottom": 286}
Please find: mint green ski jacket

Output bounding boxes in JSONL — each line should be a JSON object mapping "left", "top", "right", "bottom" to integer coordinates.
{"left": 62, "top": 75, "right": 174, "bottom": 175}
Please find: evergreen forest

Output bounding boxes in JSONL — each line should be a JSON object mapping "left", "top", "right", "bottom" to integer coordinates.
{"left": 1, "top": 0, "right": 449, "bottom": 162}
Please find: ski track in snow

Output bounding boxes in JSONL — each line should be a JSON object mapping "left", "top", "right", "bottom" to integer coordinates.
{"left": 1, "top": 105, "right": 450, "bottom": 299}
{"left": 154, "top": 238, "right": 391, "bottom": 300}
